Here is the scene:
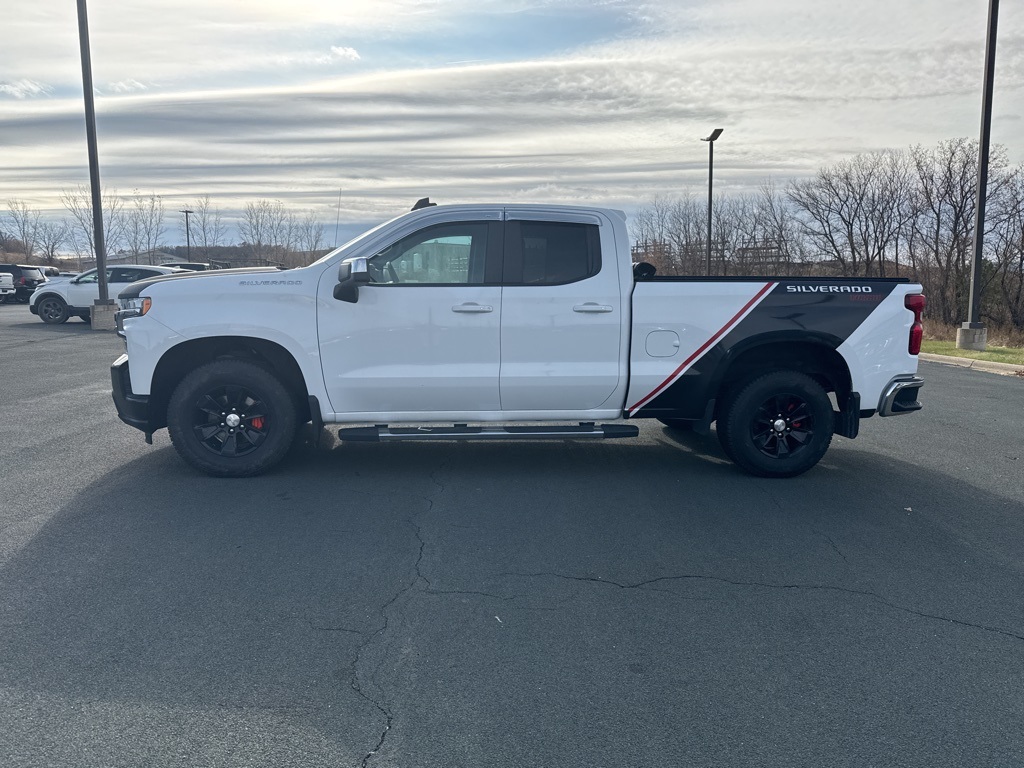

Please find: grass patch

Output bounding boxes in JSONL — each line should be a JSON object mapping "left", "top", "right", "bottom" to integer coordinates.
{"left": 921, "top": 340, "right": 1024, "bottom": 366}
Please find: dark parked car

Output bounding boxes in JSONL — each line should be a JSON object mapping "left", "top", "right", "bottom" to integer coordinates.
{"left": 0, "top": 264, "right": 47, "bottom": 302}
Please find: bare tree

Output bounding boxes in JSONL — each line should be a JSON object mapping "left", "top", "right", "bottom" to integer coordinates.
{"left": 36, "top": 221, "right": 67, "bottom": 265}
{"left": 5, "top": 200, "right": 41, "bottom": 260}
{"left": 124, "top": 192, "right": 165, "bottom": 264}
{"left": 991, "top": 165, "right": 1024, "bottom": 329}
{"left": 186, "top": 195, "right": 227, "bottom": 258}
{"left": 270, "top": 205, "right": 297, "bottom": 263}
{"left": 240, "top": 199, "right": 277, "bottom": 261}
{"left": 295, "top": 210, "right": 325, "bottom": 264}
{"left": 906, "top": 138, "right": 1010, "bottom": 324}
{"left": 788, "top": 151, "right": 911, "bottom": 277}
{"left": 60, "top": 185, "right": 127, "bottom": 265}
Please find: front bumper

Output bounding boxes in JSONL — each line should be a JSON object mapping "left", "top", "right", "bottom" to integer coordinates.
{"left": 111, "top": 354, "right": 154, "bottom": 440}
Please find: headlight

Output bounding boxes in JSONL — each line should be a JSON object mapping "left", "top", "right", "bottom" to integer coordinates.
{"left": 118, "top": 297, "right": 152, "bottom": 317}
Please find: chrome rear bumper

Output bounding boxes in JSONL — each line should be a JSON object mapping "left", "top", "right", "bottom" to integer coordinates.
{"left": 878, "top": 376, "right": 924, "bottom": 417}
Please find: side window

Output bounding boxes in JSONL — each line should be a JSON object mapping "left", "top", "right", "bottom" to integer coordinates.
{"left": 76, "top": 269, "right": 100, "bottom": 284}
{"left": 368, "top": 222, "right": 490, "bottom": 285}
{"left": 112, "top": 268, "right": 154, "bottom": 283}
{"left": 505, "top": 221, "right": 601, "bottom": 285}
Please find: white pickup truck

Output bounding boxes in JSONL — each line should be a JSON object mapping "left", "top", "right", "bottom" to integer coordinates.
{"left": 112, "top": 202, "right": 925, "bottom": 478}
{"left": 0, "top": 272, "right": 15, "bottom": 303}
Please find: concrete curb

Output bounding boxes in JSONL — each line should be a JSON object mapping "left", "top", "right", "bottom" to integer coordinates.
{"left": 920, "top": 352, "right": 1024, "bottom": 377}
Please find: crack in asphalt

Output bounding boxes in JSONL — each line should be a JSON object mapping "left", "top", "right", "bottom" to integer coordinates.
{"left": 505, "top": 571, "right": 1024, "bottom": 643}
{"left": 353, "top": 467, "right": 445, "bottom": 768}
{"left": 812, "top": 528, "right": 849, "bottom": 564}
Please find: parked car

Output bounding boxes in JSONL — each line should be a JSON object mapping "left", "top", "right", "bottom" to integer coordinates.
{"left": 0, "top": 263, "right": 48, "bottom": 302}
{"left": 0, "top": 272, "right": 15, "bottom": 303}
{"left": 29, "top": 264, "right": 183, "bottom": 324}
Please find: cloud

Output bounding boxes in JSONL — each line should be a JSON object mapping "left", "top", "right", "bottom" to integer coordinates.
{"left": 0, "top": 0, "right": 1022, "bottom": 238}
{"left": 107, "top": 79, "right": 149, "bottom": 94}
{"left": 0, "top": 79, "right": 52, "bottom": 99}
{"left": 328, "top": 46, "right": 360, "bottom": 62}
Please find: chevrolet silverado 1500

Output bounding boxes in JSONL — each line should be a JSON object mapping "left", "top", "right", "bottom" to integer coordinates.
{"left": 112, "top": 203, "right": 925, "bottom": 478}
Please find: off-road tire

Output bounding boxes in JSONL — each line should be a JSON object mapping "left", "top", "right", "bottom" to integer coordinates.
{"left": 167, "top": 359, "right": 298, "bottom": 477}
{"left": 717, "top": 370, "right": 833, "bottom": 478}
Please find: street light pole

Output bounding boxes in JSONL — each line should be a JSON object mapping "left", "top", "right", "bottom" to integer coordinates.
{"left": 180, "top": 209, "right": 194, "bottom": 261}
{"left": 958, "top": 0, "right": 999, "bottom": 352}
{"left": 702, "top": 128, "right": 723, "bottom": 276}
{"left": 76, "top": 0, "right": 115, "bottom": 328}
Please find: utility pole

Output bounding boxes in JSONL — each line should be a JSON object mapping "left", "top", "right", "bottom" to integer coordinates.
{"left": 76, "top": 0, "right": 115, "bottom": 329}
{"left": 701, "top": 129, "right": 723, "bottom": 276}
{"left": 180, "top": 209, "right": 194, "bottom": 260}
{"left": 958, "top": 0, "right": 999, "bottom": 352}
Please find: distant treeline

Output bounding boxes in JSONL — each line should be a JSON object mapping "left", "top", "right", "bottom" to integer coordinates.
{"left": 632, "top": 138, "right": 1024, "bottom": 333}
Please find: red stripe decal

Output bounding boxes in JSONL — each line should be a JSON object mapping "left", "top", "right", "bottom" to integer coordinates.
{"left": 627, "top": 281, "right": 777, "bottom": 415}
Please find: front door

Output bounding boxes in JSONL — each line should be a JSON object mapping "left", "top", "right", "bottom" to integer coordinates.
{"left": 318, "top": 217, "right": 504, "bottom": 416}
{"left": 66, "top": 268, "right": 105, "bottom": 308}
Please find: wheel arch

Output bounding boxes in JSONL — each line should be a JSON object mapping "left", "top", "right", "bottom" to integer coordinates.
{"left": 149, "top": 336, "right": 311, "bottom": 431}
{"left": 33, "top": 291, "right": 67, "bottom": 306}
{"left": 712, "top": 332, "right": 853, "bottom": 419}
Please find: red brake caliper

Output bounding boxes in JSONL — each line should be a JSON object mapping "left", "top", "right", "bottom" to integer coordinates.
{"left": 250, "top": 416, "right": 265, "bottom": 430}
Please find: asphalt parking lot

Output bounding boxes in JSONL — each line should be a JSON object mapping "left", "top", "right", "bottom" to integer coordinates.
{"left": 2, "top": 301, "right": 1023, "bottom": 768}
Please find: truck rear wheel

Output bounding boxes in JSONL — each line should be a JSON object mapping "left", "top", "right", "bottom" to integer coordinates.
{"left": 717, "top": 371, "right": 833, "bottom": 478}
{"left": 167, "top": 359, "right": 298, "bottom": 477}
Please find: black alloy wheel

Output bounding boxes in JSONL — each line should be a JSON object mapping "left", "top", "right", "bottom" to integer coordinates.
{"left": 718, "top": 370, "right": 833, "bottom": 478}
{"left": 192, "top": 385, "right": 269, "bottom": 458}
{"left": 750, "top": 393, "right": 815, "bottom": 459}
{"left": 167, "top": 359, "right": 298, "bottom": 477}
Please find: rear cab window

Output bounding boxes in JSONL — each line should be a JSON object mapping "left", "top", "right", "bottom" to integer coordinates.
{"left": 502, "top": 221, "right": 601, "bottom": 285}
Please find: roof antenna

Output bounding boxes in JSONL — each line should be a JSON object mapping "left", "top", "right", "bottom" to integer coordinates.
{"left": 411, "top": 197, "right": 437, "bottom": 211}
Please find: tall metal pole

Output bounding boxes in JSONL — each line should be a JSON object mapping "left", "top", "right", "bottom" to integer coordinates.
{"left": 706, "top": 140, "right": 714, "bottom": 276}
{"left": 701, "top": 129, "right": 723, "bottom": 276}
{"left": 960, "top": 0, "right": 999, "bottom": 351}
{"left": 76, "top": 0, "right": 109, "bottom": 305}
{"left": 180, "top": 209, "right": 193, "bottom": 260}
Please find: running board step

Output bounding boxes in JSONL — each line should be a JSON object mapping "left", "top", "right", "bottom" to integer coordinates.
{"left": 338, "top": 423, "right": 639, "bottom": 442}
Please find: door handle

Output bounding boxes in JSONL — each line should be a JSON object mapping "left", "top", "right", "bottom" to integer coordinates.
{"left": 573, "top": 303, "right": 614, "bottom": 313}
{"left": 451, "top": 303, "right": 493, "bottom": 313}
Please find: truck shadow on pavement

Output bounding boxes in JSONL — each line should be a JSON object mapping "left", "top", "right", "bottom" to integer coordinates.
{"left": 2, "top": 431, "right": 1023, "bottom": 766}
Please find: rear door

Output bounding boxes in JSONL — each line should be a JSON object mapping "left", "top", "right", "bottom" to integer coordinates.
{"left": 498, "top": 211, "right": 623, "bottom": 411}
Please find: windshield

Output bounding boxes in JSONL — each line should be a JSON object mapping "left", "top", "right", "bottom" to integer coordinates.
{"left": 308, "top": 214, "right": 405, "bottom": 267}
{"left": 20, "top": 268, "right": 44, "bottom": 281}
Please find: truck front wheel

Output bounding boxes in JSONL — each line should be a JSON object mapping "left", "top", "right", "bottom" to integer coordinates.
{"left": 167, "top": 359, "right": 298, "bottom": 477}
{"left": 717, "top": 371, "right": 833, "bottom": 478}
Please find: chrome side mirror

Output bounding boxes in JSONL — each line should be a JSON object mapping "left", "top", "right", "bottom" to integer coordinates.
{"left": 334, "top": 256, "right": 371, "bottom": 303}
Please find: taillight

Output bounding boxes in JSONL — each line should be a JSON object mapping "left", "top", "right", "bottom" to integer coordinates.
{"left": 18, "top": 276, "right": 26, "bottom": 285}
{"left": 905, "top": 293, "right": 926, "bottom": 355}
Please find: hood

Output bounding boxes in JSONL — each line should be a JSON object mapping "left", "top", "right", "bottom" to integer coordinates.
{"left": 117, "top": 266, "right": 284, "bottom": 300}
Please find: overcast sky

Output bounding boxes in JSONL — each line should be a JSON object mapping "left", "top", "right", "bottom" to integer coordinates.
{"left": 1, "top": 0, "right": 1022, "bottom": 242}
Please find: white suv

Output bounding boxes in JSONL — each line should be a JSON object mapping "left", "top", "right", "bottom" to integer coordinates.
{"left": 29, "top": 264, "right": 183, "bottom": 324}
